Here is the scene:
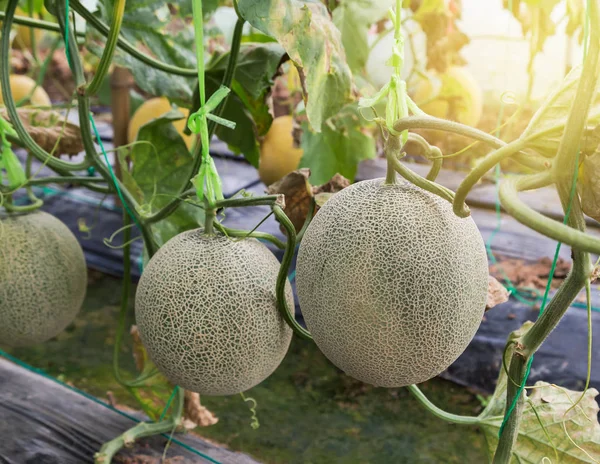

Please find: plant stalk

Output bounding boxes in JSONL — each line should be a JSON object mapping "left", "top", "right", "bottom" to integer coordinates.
{"left": 492, "top": 2, "right": 599, "bottom": 461}
{"left": 94, "top": 387, "right": 184, "bottom": 463}
{"left": 406, "top": 385, "right": 481, "bottom": 425}
{"left": 85, "top": 0, "right": 126, "bottom": 96}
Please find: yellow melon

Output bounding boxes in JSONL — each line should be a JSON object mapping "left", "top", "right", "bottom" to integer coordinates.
{"left": 0, "top": 74, "right": 51, "bottom": 107}
{"left": 128, "top": 97, "right": 194, "bottom": 149}
{"left": 412, "top": 67, "right": 483, "bottom": 127}
{"left": 259, "top": 116, "right": 303, "bottom": 186}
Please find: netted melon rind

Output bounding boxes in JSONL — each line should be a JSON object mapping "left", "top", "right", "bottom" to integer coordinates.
{"left": 135, "top": 231, "right": 293, "bottom": 396}
{"left": 296, "top": 178, "right": 489, "bottom": 387}
{"left": 0, "top": 211, "right": 87, "bottom": 347}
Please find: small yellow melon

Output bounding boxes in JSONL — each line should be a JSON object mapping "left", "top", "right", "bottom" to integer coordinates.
{"left": 128, "top": 97, "right": 194, "bottom": 148}
{"left": 259, "top": 116, "right": 303, "bottom": 186}
{"left": 0, "top": 74, "right": 51, "bottom": 107}
{"left": 412, "top": 67, "right": 483, "bottom": 127}
{"left": 1, "top": 8, "right": 44, "bottom": 50}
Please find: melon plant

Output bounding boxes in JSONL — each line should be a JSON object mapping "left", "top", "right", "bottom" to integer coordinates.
{"left": 296, "top": 178, "right": 489, "bottom": 387}
{"left": 0, "top": 211, "right": 87, "bottom": 347}
{"left": 135, "top": 230, "right": 293, "bottom": 396}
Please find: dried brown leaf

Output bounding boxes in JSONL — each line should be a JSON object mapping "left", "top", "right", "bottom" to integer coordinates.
{"left": 486, "top": 276, "right": 509, "bottom": 312}
{"left": 183, "top": 391, "right": 218, "bottom": 428}
{"left": 2, "top": 108, "right": 83, "bottom": 156}
{"left": 267, "top": 169, "right": 350, "bottom": 233}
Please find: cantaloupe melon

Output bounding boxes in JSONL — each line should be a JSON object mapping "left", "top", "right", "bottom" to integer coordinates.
{"left": 135, "top": 231, "right": 293, "bottom": 396}
{"left": 0, "top": 211, "right": 87, "bottom": 347}
{"left": 296, "top": 178, "right": 488, "bottom": 387}
{"left": 0, "top": 74, "right": 51, "bottom": 107}
{"left": 259, "top": 116, "right": 303, "bottom": 186}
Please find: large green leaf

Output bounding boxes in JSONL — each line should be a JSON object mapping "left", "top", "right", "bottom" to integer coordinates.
{"left": 90, "top": 0, "right": 197, "bottom": 106}
{"left": 128, "top": 111, "right": 204, "bottom": 246}
{"left": 300, "top": 103, "right": 376, "bottom": 184}
{"left": 332, "top": 0, "right": 395, "bottom": 73}
{"left": 521, "top": 66, "right": 600, "bottom": 155}
{"left": 207, "top": 42, "right": 285, "bottom": 101}
{"left": 206, "top": 42, "right": 286, "bottom": 137}
{"left": 237, "top": 0, "right": 354, "bottom": 131}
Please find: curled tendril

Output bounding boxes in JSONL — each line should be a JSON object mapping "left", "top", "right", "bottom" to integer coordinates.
{"left": 500, "top": 91, "right": 518, "bottom": 106}
{"left": 240, "top": 393, "right": 260, "bottom": 430}
{"left": 102, "top": 223, "right": 142, "bottom": 249}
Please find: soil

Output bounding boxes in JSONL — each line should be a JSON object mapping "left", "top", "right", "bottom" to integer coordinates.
{"left": 489, "top": 255, "right": 571, "bottom": 292}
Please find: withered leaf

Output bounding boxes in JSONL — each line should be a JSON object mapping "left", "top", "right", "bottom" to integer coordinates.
{"left": 1, "top": 108, "right": 83, "bottom": 157}
{"left": 267, "top": 169, "right": 350, "bottom": 233}
{"left": 486, "top": 276, "right": 509, "bottom": 312}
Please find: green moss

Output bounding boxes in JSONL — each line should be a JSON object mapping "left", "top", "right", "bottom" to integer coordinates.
{"left": 5, "top": 273, "right": 487, "bottom": 463}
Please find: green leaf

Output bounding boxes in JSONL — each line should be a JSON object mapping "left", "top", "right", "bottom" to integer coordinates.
{"left": 206, "top": 42, "right": 286, "bottom": 101}
{"left": 201, "top": 76, "right": 261, "bottom": 168}
{"left": 206, "top": 42, "right": 286, "bottom": 137}
{"left": 89, "top": 1, "right": 197, "bottom": 106}
{"left": 332, "top": 0, "right": 395, "bottom": 73}
{"left": 300, "top": 103, "right": 376, "bottom": 184}
{"left": 129, "top": 111, "right": 204, "bottom": 246}
{"left": 172, "top": 0, "right": 219, "bottom": 18}
{"left": 237, "top": 0, "right": 354, "bottom": 131}
{"left": 521, "top": 66, "right": 600, "bottom": 153}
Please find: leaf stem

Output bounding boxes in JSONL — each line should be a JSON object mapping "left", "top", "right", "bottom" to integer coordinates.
{"left": 0, "top": 11, "right": 85, "bottom": 34}
{"left": 388, "top": 150, "right": 469, "bottom": 217}
{"left": 499, "top": 173, "right": 600, "bottom": 255}
{"left": 213, "top": 222, "right": 285, "bottom": 249}
{"left": 273, "top": 205, "right": 312, "bottom": 340}
{"left": 453, "top": 139, "right": 527, "bottom": 216}
{"left": 85, "top": 0, "right": 125, "bottom": 96}
{"left": 406, "top": 385, "right": 481, "bottom": 425}
{"left": 94, "top": 387, "right": 184, "bottom": 464}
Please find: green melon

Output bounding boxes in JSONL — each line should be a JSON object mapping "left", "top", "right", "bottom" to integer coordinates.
{"left": 135, "top": 230, "right": 293, "bottom": 396}
{"left": 0, "top": 211, "right": 87, "bottom": 347}
{"left": 296, "top": 178, "right": 488, "bottom": 387}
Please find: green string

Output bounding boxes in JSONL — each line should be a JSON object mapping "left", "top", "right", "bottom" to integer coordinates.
{"left": 188, "top": 0, "right": 234, "bottom": 205}
{"left": 0, "top": 349, "right": 222, "bottom": 464}
{"left": 159, "top": 385, "right": 179, "bottom": 421}
{"left": 89, "top": 114, "right": 142, "bottom": 230}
